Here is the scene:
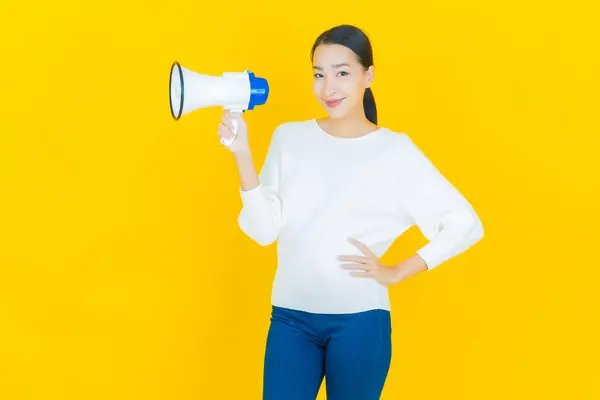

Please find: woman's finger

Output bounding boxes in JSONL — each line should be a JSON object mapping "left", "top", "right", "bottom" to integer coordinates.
{"left": 348, "top": 237, "right": 377, "bottom": 258}
{"left": 219, "top": 123, "right": 233, "bottom": 135}
{"left": 348, "top": 270, "right": 374, "bottom": 278}
{"left": 337, "top": 255, "right": 371, "bottom": 263}
{"left": 221, "top": 114, "right": 234, "bottom": 131}
{"left": 341, "top": 263, "right": 375, "bottom": 271}
{"left": 218, "top": 123, "right": 232, "bottom": 137}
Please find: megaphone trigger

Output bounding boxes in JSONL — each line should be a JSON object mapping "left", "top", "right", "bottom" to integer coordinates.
{"left": 220, "top": 135, "right": 236, "bottom": 147}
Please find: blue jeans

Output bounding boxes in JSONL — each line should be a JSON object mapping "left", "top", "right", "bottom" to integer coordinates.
{"left": 263, "top": 305, "right": 392, "bottom": 400}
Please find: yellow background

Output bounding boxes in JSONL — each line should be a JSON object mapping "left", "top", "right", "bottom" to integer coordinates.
{"left": 1, "top": 1, "right": 599, "bottom": 399}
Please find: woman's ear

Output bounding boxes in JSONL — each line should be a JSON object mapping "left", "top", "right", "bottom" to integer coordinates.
{"left": 366, "top": 65, "right": 375, "bottom": 88}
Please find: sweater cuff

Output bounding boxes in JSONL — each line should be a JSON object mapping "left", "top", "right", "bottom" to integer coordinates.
{"left": 415, "top": 248, "right": 436, "bottom": 271}
{"left": 239, "top": 184, "right": 263, "bottom": 202}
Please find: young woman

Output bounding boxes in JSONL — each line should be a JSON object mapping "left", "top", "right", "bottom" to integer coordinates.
{"left": 217, "top": 24, "right": 484, "bottom": 400}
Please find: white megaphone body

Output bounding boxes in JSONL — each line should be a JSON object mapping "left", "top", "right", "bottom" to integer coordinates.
{"left": 169, "top": 61, "right": 270, "bottom": 147}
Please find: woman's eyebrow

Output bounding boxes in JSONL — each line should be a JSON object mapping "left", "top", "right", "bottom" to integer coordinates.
{"left": 313, "top": 63, "right": 351, "bottom": 70}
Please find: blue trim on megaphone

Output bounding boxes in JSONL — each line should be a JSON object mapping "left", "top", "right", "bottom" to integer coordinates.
{"left": 246, "top": 71, "right": 269, "bottom": 110}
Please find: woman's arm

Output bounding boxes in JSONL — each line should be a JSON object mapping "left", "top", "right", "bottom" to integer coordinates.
{"left": 235, "top": 125, "right": 285, "bottom": 246}
{"left": 391, "top": 254, "right": 429, "bottom": 283}
{"left": 232, "top": 149, "right": 260, "bottom": 192}
{"left": 217, "top": 111, "right": 284, "bottom": 246}
{"left": 395, "top": 135, "right": 485, "bottom": 272}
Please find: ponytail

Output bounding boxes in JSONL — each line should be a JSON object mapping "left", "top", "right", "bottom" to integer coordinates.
{"left": 363, "top": 87, "right": 377, "bottom": 125}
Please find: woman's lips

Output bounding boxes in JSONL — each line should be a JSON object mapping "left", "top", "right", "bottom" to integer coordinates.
{"left": 325, "top": 98, "right": 345, "bottom": 108}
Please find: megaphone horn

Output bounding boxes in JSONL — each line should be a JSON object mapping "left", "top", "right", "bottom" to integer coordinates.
{"left": 169, "top": 61, "right": 270, "bottom": 147}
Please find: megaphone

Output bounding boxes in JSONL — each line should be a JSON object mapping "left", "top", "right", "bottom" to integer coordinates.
{"left": 169, "top": 61, "right": 269, "bottom": 147}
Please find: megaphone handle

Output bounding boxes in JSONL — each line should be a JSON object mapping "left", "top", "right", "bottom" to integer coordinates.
{"left": 220, "top": 109, "right": 243, "bottom": 148}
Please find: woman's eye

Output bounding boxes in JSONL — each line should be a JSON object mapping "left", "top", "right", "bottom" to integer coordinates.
{"left": 338, "top": 71, "right": 349, "bottom": 77}
{"left": 314, "top": 73, "right": 323, "bottom": 78}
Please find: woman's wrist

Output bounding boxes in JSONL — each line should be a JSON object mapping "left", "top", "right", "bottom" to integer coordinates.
{"left": 393, "top": 254, "right": 429, "bottom": 283}
{"left": 232, "top": 146, "right": 252, "bottom": 158}
{"left": 232, "top": 148, "right": 260, "bottom": 191}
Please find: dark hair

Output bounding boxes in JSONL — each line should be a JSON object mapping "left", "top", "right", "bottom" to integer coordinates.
{"left": 310, "top": 24, "right": 377, "bottom": 124}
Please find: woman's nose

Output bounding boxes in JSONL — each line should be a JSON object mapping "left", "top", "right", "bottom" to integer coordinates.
{"left": 322, "top": 79, "right": 337, "bottom": 98}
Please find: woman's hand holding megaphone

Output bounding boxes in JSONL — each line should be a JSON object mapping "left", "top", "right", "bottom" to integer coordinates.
{"left": 218, "top": 111, "right": 250, "bottom": 154}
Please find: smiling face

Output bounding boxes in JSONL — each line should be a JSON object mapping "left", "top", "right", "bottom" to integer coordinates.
{"left": 312, "top": 43, "right": 374, "bottom": 120}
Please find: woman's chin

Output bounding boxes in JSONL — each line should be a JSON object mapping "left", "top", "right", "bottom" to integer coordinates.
{"left": 323, "top": 108, "right": 349, "bottom": 119}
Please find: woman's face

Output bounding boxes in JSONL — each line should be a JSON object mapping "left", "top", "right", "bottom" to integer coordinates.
{"left": 312, "top": 43, "right": 374, "bottom": 120}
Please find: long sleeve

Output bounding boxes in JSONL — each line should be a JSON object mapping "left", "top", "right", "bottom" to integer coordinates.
{"left": 237, "top": 125, "right": 284, "bottom": 246}
{"left": 396, "top": 136, "right": 484, "bottom": 270}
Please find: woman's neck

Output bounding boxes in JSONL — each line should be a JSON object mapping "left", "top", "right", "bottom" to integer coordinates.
{"left": 317, "top": 116, "right": 379, "bottom": 138}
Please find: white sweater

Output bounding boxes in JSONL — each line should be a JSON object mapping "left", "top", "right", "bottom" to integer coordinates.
{"left": 237, "top": 119, "right": 484, "bottom": 314}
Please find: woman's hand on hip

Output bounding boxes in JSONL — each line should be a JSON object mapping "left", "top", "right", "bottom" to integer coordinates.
{"left": 338, "top": 238, "right": 404, "bottom": 287}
